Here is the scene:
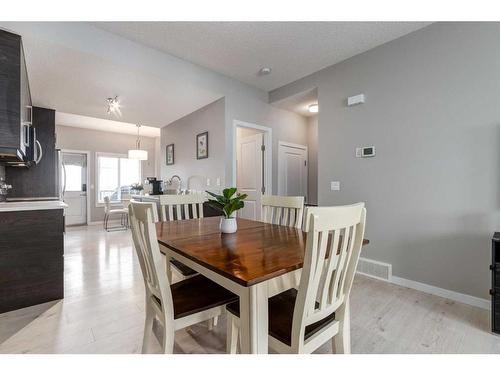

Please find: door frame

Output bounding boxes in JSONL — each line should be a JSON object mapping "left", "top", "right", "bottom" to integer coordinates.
{"left": 61, "top": 149, "right": 91, "bottom": 225}
{"left": 277, "top": 141, "right": 308, "bottom": 201}
{"left": 232, "top": 120, "right": 272, "bottom": 195}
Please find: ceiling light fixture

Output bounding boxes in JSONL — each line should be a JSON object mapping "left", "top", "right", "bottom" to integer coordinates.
{"left": 106, "top": 96, "right": 121, "bottom": 116}
{"left": 258, "top": 67, "right": 272, "bottom": 76}
{"left": 308, "top": 104, "right": 319, "bottom": 113}
{"left": 128, "top": 124, "right": 148, "bottom": 160}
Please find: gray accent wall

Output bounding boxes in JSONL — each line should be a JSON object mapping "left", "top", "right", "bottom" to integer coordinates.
{"left": 270, "top": 22, "right": 500, "bottom": 299}
{"left": 161, "top": 98, "right": 226, "bottom": 193}
{"left": 56, "top": 125, "right": 157, "bottom": 222}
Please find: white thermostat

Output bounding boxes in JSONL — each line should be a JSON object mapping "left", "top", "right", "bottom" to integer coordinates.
{"left": 356, "top": 146, "right": 376, "bottom": 158}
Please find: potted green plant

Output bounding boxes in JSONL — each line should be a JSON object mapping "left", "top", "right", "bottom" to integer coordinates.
{"left": 130, "top": 183, "right": 144, "bottom": 195}
{"left": 206, "top": 188, "right": 248, "bottom": 233}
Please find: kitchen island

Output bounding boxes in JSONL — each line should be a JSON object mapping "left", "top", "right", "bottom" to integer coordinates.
{"left": 0, "top": 201, "right": 66, "bottom": 313}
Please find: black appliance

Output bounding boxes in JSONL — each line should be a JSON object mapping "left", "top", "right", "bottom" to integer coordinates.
{"left": 491, "top": 233, "right": 500, "bottom": 335}
{"left": 150, "top": 180, "right": 163, "bottom": 195}
{"left": 5, "top": 107, "right": 57, "bottom": 199}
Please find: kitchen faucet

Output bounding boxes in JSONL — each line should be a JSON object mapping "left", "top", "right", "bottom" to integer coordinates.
{"left": 166, "top": 175, "right": 182, "bottom": 188}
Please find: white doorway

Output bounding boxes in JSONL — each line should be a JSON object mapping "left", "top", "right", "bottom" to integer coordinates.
{"left": 278, "top": 142, "right": 308, "bottom": 201}
{"left": 61, "top": 151, "right": 88, "bottom": 226}
{"left": 233, "top": 121, "right": 272, "bottom": 221}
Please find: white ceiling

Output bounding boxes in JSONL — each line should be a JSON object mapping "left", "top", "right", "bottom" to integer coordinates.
{"left": 56, "top": 112, "right": 161, "bottom": 137}
{"left": 0, "top": 22, "right": 431, "bottom": 131}
{"left": 272, "top": 88, "right": 318, "bottom": 117}
{"left": 94, "top": 22, "right": 431, "bottom": 91}
{"left": 0, "top": 22, "right": 226, "bottom": 128}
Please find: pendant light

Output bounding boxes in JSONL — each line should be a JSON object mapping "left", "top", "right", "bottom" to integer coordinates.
{"left": 128, "top": 124, "right": 148, "bottom": 160}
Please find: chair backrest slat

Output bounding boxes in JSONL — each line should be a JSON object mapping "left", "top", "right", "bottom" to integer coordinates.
{"left": 159, "top": 193, "right": 207, "bottom": 221}
{"left": 290, "top": 203, "right": 366, "bottom": 351}
{"left": 261, "top": 195, "right": 305, "bottom": 229}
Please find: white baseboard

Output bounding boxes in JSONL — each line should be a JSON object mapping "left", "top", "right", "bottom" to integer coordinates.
{"left": 390, "top": 276, "right": 490, "bottom": 311}
{"left": 356, "top": 258, "right": 490, "bottom": 311}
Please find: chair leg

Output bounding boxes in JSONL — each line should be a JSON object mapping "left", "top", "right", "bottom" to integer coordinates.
{"left": 226, "top": 313, "right": 239, "bottom": 354}
{"left": 142, "top": 301, "right": 155, "bottom": 354}
{"left": 207, "top": 315, "right": 218, "bottom": 331}
{"left": 333, "top": 299, "right": 351, "bottom": 354}
{"left": 104, "top": 214, "right": 109, "bottom": 231}
{"left": 103, "top": 213, "right": 107, "bottom": 230}
{"left": 162, "top": 326, "right": 175, "bottom": 354}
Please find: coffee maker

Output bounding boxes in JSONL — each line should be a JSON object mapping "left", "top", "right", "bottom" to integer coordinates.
{"left": 146, "top": 177, "right": 163, "bottom": 195}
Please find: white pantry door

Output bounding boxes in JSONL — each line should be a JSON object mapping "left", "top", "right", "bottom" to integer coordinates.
{"left": 278, "top": 143, "right": 308, "bottom": 200}
{"left": 236, "top": 133, "right": 264, "bottom": 220}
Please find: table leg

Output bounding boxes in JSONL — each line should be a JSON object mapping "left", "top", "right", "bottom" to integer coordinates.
{"left": 239, "top": 282, "right": 268, "bottom": 354}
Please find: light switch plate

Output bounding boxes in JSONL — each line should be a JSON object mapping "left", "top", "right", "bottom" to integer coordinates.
{"left": 206, "top": 178, "right": 211, "bottom": 186}
{"left": 216, "top": 178, "right": 221, "bottom": 186}
{"left": 331, "top": 181, "right": 340, "bottom": 191}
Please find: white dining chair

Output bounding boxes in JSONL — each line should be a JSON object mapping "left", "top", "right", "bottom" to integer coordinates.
{"left": 128, "top": 201, "right": 238, "bottom": 354}
{"left": 103, "top": 196, "right": 129, "bottom": 231}
{"left": 226, "top": 203, "right": 366, "bottom": 354}
{"left": 159, "top": 193, "right": 220, "bottom": 329}
{"left": 261, "top": 195, "right": 305, "bottom": 229}
{"left": 159, "top": 193, "right": 207, "bottom": 222}
{"left": 159, "top": 193, "right": 209, "bottom": 281}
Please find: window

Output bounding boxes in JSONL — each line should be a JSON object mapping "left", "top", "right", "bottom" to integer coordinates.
{"left": 65, "top": 165, "right": 83, "bottom": 192}
{"left": 96, "top": 153, "right": 141, "bottom": 204}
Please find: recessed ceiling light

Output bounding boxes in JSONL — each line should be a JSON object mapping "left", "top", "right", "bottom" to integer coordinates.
{"left": 258, "top": 67, "right": 272, "bottom": 76}
{"left": 308, "top": 104, "right": 319, "bottom": 113}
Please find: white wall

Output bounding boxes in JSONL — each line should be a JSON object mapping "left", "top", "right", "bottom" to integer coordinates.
{"left": 270, "top": 22, "right": 500, "bottom": 299}
{"left": 307, "top": 115, "right": 318, "bottom": 205}
{"left": 56, "top": 125, "right": 157, "bottom": 222}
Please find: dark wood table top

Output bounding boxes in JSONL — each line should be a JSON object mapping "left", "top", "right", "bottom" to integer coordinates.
{"left": 156, "top": 217, "right": 369, "bottom": 287}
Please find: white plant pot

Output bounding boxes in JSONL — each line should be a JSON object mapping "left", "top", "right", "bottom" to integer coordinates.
{"left": 220, "top": 217, "right": 237, "bottom": 234}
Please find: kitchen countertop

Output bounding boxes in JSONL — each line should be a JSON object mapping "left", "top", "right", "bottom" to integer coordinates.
{"left": 0, "top": 200, "right": 67, "bottom": 212}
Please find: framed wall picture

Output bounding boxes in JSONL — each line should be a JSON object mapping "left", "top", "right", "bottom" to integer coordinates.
{"left": 166, "top": 144, "right": 174, "bottom": 165}
{"left": 196, "top": 131, "right": 208, "bottom": 159}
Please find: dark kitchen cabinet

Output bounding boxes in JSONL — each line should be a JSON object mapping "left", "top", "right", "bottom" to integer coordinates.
{"left": 6, "top": 107, "right": 58, "bottom": 198}
{"left": 0, "top": 209, "right": 64, "bottom": 313}
{"left": 0, "top": 29, "right": 32, "bottom": 163}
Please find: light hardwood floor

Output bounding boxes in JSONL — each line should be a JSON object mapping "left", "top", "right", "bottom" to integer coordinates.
{"left": 0, "top": 224, "right": 499, "bottom": 354}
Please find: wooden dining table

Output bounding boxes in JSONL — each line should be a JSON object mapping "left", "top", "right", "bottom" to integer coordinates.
{"left": 156, "top": 216, "right": 369, "bottom": 354}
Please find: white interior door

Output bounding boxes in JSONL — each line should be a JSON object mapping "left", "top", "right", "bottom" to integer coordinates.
{"left": 62, "top": 152, "right": 87, "bottom": 226}
{"left": 236, "top": 133, "right": 263, "bottom": 220}
{"left": 278, "top": 143, "right": 308, "bottom": 200}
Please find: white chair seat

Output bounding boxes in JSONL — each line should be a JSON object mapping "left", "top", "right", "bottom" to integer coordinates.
{"left": 103, "top": 196, "right": 129, "bottom": 231}
{"left": 109, "top": 208, "right": 127, "bottom": 215}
